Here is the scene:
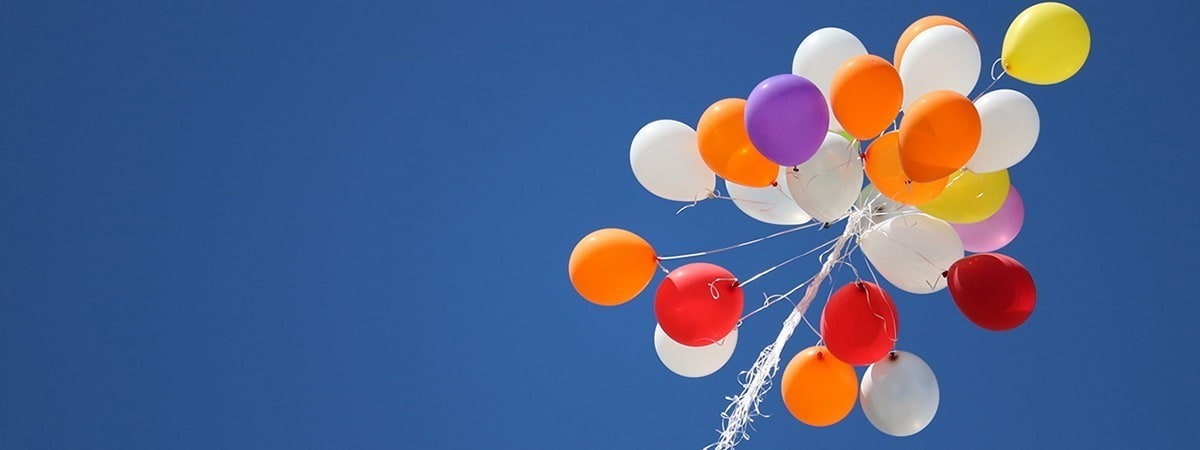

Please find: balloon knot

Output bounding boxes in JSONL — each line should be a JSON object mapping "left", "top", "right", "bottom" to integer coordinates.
{"left": 821, "top": 222, "right": 831, "bottom": 230}
{"left": 888, "top": 351, "right": 898, "bottom": 361}
{"left": 791, "top": 166, "right": 800, "bottom": 173}
{"left": 941, "top": 270, "right": 949, "bottom": 278}
{"left": 770, "top": 181, "right": 778, "bottom": 187}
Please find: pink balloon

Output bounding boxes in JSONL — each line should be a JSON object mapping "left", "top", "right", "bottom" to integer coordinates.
{"left": 951, "top": 186, "right": 1024, "bottom": 252}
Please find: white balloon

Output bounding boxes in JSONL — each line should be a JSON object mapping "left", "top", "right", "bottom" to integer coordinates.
{"left": 859, "top": 214, "right": 963, "bottom": 294}
{"left": 966, "top": 89, "right": 1040, "bottom": 173}
{"left": 654, "top": 324, "right": 737, "bottom": 378}
{"left": 785, "top": 132, "right": 863, "bottom": 223}
{"left": 791, "top": 28, "right": 867, "bottom": 132}
{"left": 630, "top": 120, "right": 716, "bottom": 202}
{"left": 898, "top": 25, "right": 980, "bottom": 110}
{"left": 861, "top": 351, "right": 940, "bottom": 437}
{"left": 725, "top": 167, "right": 812, "bottom": 225}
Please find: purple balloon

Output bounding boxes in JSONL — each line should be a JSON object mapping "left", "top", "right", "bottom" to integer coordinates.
{"left": 745, "top": 74, "right": 830, "bottom": 166}
{"left": 952, "top": 186, "right": 1025, "bottom": 253}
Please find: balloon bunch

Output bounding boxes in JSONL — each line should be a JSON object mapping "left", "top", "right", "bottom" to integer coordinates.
{"left": 569, "top": 3, "right": 1088, "bottom": 446}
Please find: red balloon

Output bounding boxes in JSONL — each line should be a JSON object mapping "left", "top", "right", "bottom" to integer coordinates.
{"left": 819, "top": 281, "right": 899, "bottom": 366}
{"left": 655, "top": 263, "right": 744, "bottom": 347}
{"left": 947, "top": 253, "right": 1036, "bottom": 331}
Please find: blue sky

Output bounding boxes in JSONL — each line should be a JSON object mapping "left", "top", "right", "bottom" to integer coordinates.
{"left": 0, "top": 1, "right": 1196, "bottom": 448}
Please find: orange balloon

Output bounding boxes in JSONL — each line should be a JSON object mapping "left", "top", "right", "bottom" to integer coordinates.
{"left": 864, "top": 131, "right": 947, "bottom": 205}
{"left": 568, "top": 228, "right": 657, "bottom": 306}
{"left": 696, "top": 98, "right": 778, "bottom": 188}
{"left": 780, "top": 346, "right": 858, "bottom": 427}
{"left": 831, "top": 55, "right": 903, "bottom": 141}
{"left": 899, "top": 90, "right": 981, "bottom": 183}
{"left": 894, "top": 16, "right": 975, "bottom": 68}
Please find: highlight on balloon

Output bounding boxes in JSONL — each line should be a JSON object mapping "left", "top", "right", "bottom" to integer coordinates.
{"left": 568, "top": 3, "right": 1087, "bottom": 448}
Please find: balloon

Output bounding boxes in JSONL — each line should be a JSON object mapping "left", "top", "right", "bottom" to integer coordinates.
{"left": 820, "top": 282, "right": 899, "bottom": 366}
{"left": 654, "top": 324, "right": 738, "bottom": 378}
{"left": 967, "top": 89, "right": 1040, "bottom": 173}
{"left": 861, "top": 351, "right": 940, "bottom": 437}
{"left": 830, "top": 55, "right": 903, "bottom": 140}
{"left": 947, "top": 253, "right": 1036, "bottom": 331}
{"left": 864, "top": 131, "right": 947, "bottom": 206}
{"left": 1002, "top": 2, "right": 1090, "bottom": 85}
{"left": 785, "top": 132, "right": 863, "bottom": 223}
{"left": 781, "top": 346, "right": 858, "bottom": 427}
{"left": 655, "top": 263, "right": 744, "bottom": 346}
{"left": 919, "top": 169, "right": 1010, "bottom": 224}
{"left": 745, "top": 74, "right": 829, "bottom": 166}
{"left": 894, "top": 16, "right": 973, "bottom": 69}
{"left": 792, "top": 28, "right": 867, "bottom": 133}
{"left": 629, "top": 120, "right": 717, "bottom": 202}
{"left": 897, "top": 25, "right": 980, "bottom": 110}
{"left": 899, "top": 91, "right": 981, "bottom": 183}
{"left": 697, "top": 99, "right": 778, "bottom": 188}
{"left": 951, "top": 186, "right": 1024, "bottom": 252}
{"left": 859, "top": 214, "right": 963, "bottom": 294}
{"left": 725, "top": 167, "right": 812, "bottom": 225}
{"left": 569, "top": 229, "right": 658, "bottom": 306}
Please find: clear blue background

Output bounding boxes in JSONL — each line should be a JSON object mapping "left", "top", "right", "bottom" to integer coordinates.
{"left": 1, "top": 0, "right": 1196, "bottom": 448}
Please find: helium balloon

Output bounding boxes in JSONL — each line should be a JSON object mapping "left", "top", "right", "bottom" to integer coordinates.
{"left": 947, "top": 253, "right": 1036, "bottom": 331}
{"left": 697, "top": 99, "right": 778, "bottom": 188}
{"left": 725, "top": 167, "right": 812, "bottom": 225}
{"left": 792, "top": 28, "right": 867, "bottom": 133}
{"left": 781, "top": 346, "right": 858, "bottom": 427}
{"left": 951, "top": 186, "right": 1024, "bottom": 253}
{"left": 745, "top": 74, "right": 829, "bottom": 166}
{"left": 654, "top": 324, "right": 738, "bottom": 378}
{"left": 859, "top": 214, "right": 964, "bottom": 294}
{"left": 655, "top": 263, "right": 744, "bottom": 346}
{"left": 919, "top": 169, "right": 1010, "bottom": 224}
{"left": 894, "top": 16, "right": 973, "bottom": 69}
{"left": 1002, "top": 2, "right": 1090, "bottom": 85}
{"left": 630, "top": 120, "right": 717, "bottom": 202}
{"left": 830, "top": 55, "right": 903, "bottom": 140}
{"left": 861, "top": 351, "right": 940, "bottom": 437}
{"left": 569, "top": 229, "right": 658, "bottom": 306}
{"left": 785, "top": 132, "right": 863, "bottom": 223}
{"left": 864, "top": 131, "right": 947, "bottom": 206}
{"left": 820, "top": 282, "right": 899, "bottom": 366}
{"left": 967, "top": 89, "right": 1040, "bottom": 173}
{"left": 899, "top": 91, "right": 981, "bottom": 183}
{"left": 897, "top": 25, "right": 980, "bottom": 110}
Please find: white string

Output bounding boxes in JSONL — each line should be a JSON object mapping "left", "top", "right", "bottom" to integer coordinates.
{"left": 737, "top": 235, "right": 840, "bottom": 288}
{"left": 657, "top": 222, "right": 821, "bottom": 261}
{"left": 707, "top": 208, "right": 865, "bottom": 450}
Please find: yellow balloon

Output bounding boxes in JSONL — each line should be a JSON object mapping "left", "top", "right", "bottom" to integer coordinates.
{"left": 1001, "top": 2, "right": 1090, "bottom": 85}
{"left": 918, "top": 169, "right": 1010, "bottom": 224}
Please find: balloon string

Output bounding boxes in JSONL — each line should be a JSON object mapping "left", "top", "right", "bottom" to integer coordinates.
{"left": 973, "top": 58, "right": 1007, "bottom": 102}
{"left": 709, "top": 209, "right": 863, "bottom": 450}
{"left": 735, "top": 237, "right": 841, "bottom": 323}
{"left": 737, "top": 236, "right": 839, "bottom": 289}
{"left": 657, "top": 222, "right": 822, "bottom": 261}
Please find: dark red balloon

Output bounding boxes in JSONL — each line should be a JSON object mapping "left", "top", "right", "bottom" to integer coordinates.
{"left": 655, "top": 263, "right": 744, "bottom": 347}
{"left": 947, "top": 253, "right": 1036, "bottom": 331}
{"left": 819, "top": 281, "right": 899, "bottom": 366}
